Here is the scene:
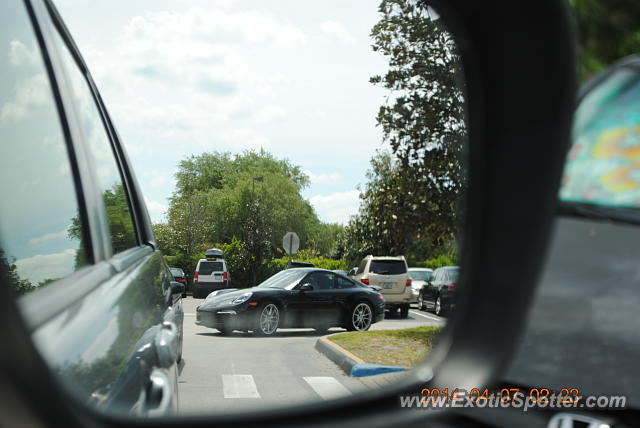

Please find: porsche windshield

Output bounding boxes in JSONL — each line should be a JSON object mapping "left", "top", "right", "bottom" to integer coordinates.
{"left": 256, "top": 269, "right": 308, "bottom": 289}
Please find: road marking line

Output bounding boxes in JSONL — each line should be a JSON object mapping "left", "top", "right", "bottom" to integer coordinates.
{"left": 409, "top": 310, "right": 445, "bottom": 322}
{"left": 184, "top": 313, "right": 196, "bottom": 316}
{"left": 222, "top": 374, "right": 260, "bottom": 398}
{"left": 303, "top": 376, "right": 350, "bottom": 400}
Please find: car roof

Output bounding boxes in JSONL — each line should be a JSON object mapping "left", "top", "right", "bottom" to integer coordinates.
{"left": 365, "top": 255, "right": 406, "bottom": 260}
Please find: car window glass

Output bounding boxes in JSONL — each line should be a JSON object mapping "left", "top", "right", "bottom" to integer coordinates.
{"left": 304, "top": 272, "right": 335, "bottom": 290}
{"left": 199, "top": 261, "right": 223, "bottom": 274}
{"left": 336, "top": 276, "right": 355, "bottom": 289}
{"left": 49, "top": 28, "right": 137, "bottom": 255}
{"left": 0, "top": 2, "right": 87, "bottom": 296}
{"left": 356, "top": 259, "right": 367, "bottom": 274}
{"left": 369, "top": 260, "right": 407, "bottom": 274}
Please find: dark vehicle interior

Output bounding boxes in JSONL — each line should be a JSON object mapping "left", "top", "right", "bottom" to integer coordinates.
{"left": 2, "top": 0, "right": 640, "bottom": 427}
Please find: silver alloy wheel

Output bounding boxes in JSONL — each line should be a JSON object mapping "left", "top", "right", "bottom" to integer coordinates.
{"left": 352, "top": 303, "right": 372, "bottom": 331}
{"left": 259, "top": 303, "right": 279, "bottom": 335}
{"left": 435, "top": 296, "right": 442, "bottom": 315}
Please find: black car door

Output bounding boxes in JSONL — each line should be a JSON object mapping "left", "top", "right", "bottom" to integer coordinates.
{"left": 2, "top": 0, "right": 181, "bottom": 417}
{"left": 424, "top": 268, "right": 440, "bottom": 306}
{"left": 287, "top": 271, "right": 337, "bottom": 327}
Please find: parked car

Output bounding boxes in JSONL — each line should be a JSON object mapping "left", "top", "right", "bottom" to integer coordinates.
{"left": 193, "top": 258, "right": 230, "bottom": 298}
{"left": 354, "top": 255, "right": 412, "bottom": 318}
{"left": 417, "top": 266, "right": 459, "bottom": 316}
{"left": 347, "top": 267, "right": 358, "bottom": 278}
{"left": 0, "top": 0, "right": 183, "bottom": 416}
{"left": 170, "top": 267, "right": 188, "bottom": 297}
{"left": 407, "top": 268, "right": 433, "bottom": 303}
{"left": 196, "top": 268, "right": 385, "bottom": 335}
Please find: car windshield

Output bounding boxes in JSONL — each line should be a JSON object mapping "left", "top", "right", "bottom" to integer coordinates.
{"left": 170, "top": 268, "right": 183, "bottom": 276}
{"left": 409, "top": 270, "right": 432, "bottom": 281}
{"left": 370, "top": 260, "right": 407, "bottom": 275}
{"left": 448, "top": 268, "right": 459, "bottom": 282}
{"left": 256, "top": 269, "right": 308, "bottom": 289}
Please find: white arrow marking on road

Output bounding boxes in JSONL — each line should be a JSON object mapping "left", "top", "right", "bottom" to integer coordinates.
{"left": 222, "top": 374, "right": 261, "bottom": 398}
{"left": 409, "top": 310, "right": 445, "bottom": 322}
{"left": 303, "top": 377, "right": 350, "bottom": 400}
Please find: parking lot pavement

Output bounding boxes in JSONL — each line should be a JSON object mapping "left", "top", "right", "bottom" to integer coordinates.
{"left": 178, "top": 297, "right": 446, "bottom": 415}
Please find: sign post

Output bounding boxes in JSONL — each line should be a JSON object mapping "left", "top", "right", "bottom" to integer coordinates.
{"left": 282, "top": 232, "right": 300, "bottom": 263}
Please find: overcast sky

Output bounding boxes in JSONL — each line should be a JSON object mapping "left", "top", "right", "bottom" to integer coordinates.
{"left": 54, "top": 0, "right": 390, "bottom": 225}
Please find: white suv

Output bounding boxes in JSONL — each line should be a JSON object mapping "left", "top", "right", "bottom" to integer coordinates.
{"left": 193, "top": 258, "right": 230, "bottom": 298}
{"left": 354, "top": 255, "right": 411, "bottom": 318}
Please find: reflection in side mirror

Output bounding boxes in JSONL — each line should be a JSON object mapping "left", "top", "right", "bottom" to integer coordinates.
{"left": 299, "top": 283, "right": 314, "bottom": 292}
{"left": 170, "top": 281, "right": 185, "bottom": 295}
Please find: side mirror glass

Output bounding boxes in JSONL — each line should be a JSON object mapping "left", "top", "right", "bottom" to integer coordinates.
{"left": 170, "top": 281, "right": 185, "bottom": 295}
{"left": 299, "top": 283, "right": 313, "bottom": 292}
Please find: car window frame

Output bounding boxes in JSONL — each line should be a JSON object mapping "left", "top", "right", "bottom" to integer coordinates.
{"left": 17, "top": 0, "right": 156, "bottom": 330}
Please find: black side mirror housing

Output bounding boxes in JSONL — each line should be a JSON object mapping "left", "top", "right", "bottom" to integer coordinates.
{"left": 170, "top": 281, "right": 185, "bottom": 295}
{"left": 299, "top": 283, "right": 313, "bottom": 292}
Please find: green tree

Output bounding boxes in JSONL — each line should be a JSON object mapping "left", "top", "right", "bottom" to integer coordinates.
{"left": 0, "top": 248, "right": 34, "bottom": 296}
{"left": 571, "top": 0, "right": 640, "bottom": 81}
{"left": 343, "top": 0, "right": 465, "bottom": 263}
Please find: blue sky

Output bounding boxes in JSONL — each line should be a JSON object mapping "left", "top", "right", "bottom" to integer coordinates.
{"left": 55, "top": 0, "right": 390, "bottom": 224}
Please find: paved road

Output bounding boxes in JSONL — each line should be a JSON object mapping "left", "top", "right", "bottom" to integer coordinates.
{"left": 177, "top": 297, "right": 446, "bottom": 414}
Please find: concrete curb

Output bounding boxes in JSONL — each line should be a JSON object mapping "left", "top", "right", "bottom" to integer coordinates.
{"left": 315, "top": 336, "right": 407, "bottom": 377}
{"left": 315, "top": 337, "right": 364, "bottom": 375}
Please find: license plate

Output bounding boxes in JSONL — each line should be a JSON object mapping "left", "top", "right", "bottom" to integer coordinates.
{"left": 382, "top": 283, "right": 394, "bottom": 289}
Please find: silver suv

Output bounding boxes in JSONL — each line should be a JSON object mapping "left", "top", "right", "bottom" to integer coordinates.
{"left": 193, "top": 258, "right": 230, "bottom": 298}
{"left": 354, "top": 255, "right": 411, "bottom": 318}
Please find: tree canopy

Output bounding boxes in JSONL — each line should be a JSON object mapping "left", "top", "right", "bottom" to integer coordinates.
{"left": 155, "top": 149, "right": 344, "bottom": 286}
{"left": 341, "top": 0, "right": 465, "bottom": 264}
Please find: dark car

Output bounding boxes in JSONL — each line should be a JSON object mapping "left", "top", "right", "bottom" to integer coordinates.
{"left": 196, "top": 268, "right": 385, "bottom": 335}
{"left": 170, "top": 267, "right": 188, "bottom": 297}
{"left": 0, "top": 0, "right": 183, "bottom": 416}
{"left": 417, "top": 266, "right": 458, "bottom": 316}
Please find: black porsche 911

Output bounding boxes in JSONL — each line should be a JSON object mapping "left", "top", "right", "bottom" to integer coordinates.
{"left": 195, "top": 268, "right": 385, "bottom": 336}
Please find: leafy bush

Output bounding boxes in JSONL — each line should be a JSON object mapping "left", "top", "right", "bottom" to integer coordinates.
{"left": 414, "top": 253, "right": 458, "bottom": 270}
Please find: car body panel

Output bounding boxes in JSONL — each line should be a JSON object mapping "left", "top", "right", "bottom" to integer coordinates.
{"left": 6, "top": 0, "right": 185, "bottom": 416}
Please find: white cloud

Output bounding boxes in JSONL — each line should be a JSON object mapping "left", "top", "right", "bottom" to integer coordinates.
{"left": 145, "top": 197, "right": 168, "bottom": 221}
{"left": 15, "top": 249, "right": 77, "bottom": 284}
{"left": 8, "top": 40, "right": 39, "bottom": 66}
{"left": 28, "top": 227, "right": 70, "bottom": 246}
{"left": 304, "top": 170, "right": 341, "bottom": 184}
{"left": 309, "top": 190, "right": 360, "bottom": 224}
{"left": 320, "top": 21, "right": 356, "bottom": 45}
{"left": 1, "top": 73, "right": 50, "bottom": 122}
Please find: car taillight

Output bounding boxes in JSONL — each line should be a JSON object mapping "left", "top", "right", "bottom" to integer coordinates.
{"left": 223, "top": 272, "right": 228, "bottom": 281}
{"left": 361, "top": 278, "right": 369, "bottom": 285}
{"left": 406, "top": 278, "right": 412, "bottom": 287}
{"left": 448, "top": 283, "right": 456, "bottom": 290}
{"left": 194, "top": 272, "right": 199, "bottom": 282}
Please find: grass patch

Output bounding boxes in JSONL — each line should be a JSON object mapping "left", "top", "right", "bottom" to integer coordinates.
{"left": 328, "top": 326, "right": 443, "bottom": 367}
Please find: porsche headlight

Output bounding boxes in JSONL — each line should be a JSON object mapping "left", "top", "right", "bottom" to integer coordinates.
{"left": 232, "top": 292, "right": 252, "bottom": 304}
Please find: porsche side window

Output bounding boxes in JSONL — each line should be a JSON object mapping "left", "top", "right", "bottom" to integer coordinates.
{"left": 305, "top": 272, "right": 335, "bottom": 290}
{"left": 0, "top": 1, "right": 87, "bottom": 296}
{"left": 336, "top": 276, "right": 355, "bottom": 289}
{"left": 49, "top": 28, "right": 138, "bottom": 255}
